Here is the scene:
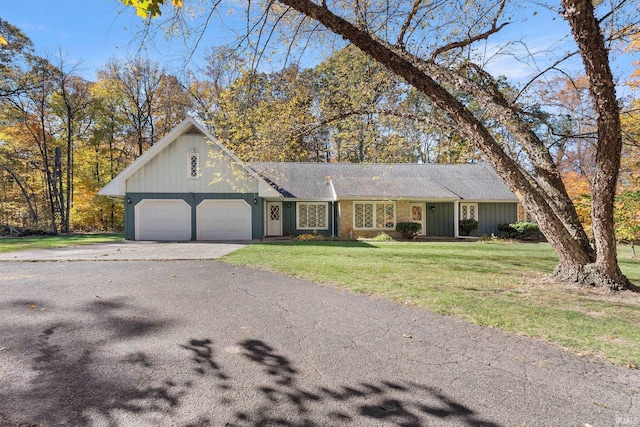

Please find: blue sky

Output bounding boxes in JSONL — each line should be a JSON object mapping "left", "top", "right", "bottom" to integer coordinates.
{"left": 2, "top": 0, "right": 636, "bottom": 95}
{"left": 2, "top": 0, "right": 236, "bottom": 79}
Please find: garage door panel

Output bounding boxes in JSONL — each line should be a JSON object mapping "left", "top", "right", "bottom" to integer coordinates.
{"left": 197, "top": 200, "right": 252, "bottom": 241}
{"left": 135, "top": 199, "right": 191, "bottom": 241}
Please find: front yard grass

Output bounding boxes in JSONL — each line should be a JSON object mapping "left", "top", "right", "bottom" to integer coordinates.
{"left": 223, "top": 240, "right": 640, "bottom": 366}
{"left": 0, "top": 233, "right": 123, "bottom": 253}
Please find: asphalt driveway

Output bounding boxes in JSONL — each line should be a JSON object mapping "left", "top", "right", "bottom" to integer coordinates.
{"left": 0, "top": 244, "right": 638, "bottom": 426}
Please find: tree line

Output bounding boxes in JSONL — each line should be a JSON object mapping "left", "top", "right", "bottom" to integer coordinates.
{"left": 0, "top": 21, "right": 490, "bottom": 234}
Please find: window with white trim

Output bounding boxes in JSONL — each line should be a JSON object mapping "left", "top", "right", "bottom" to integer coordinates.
{"left": 188, "top": 152, "right": 199, "bottom": 179}
{"left": 354, "top": 201, "right": 395, "bottom": 229}
{"left": 460, "top": 203, "right": 478, "bottom": 221}
{"left": 297, "top": 203, "right": 328, "bottom": 230}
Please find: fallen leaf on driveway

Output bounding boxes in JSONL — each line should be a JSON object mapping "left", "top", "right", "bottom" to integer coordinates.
{"left": 402, "top": 333, "right": 412, "bottom": 339}
{"left": 29, "top": 304, "right": 36, "bottom": 309}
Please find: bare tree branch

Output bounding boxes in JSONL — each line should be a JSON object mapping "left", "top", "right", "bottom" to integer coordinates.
{"left": 396, "top": 0, "right": 422, "bottom": 50}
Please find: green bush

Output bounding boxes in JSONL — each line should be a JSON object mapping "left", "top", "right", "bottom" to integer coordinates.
{"left": 371, "top": 232, "right": 395, "bottom": 241}
{"left": 459, "top": 218, "right": 478, "bottom": 236}
{"left": 498, "top": 223, "right": 518, "bottom": 238}
{"left": 498, "top": 222, "right": 540, "bottom": 239}
{"left": 396, "top": 221, "right": 422, "bottom": 239}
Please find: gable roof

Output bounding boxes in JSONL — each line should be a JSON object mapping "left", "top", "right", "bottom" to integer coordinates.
{"left": 250, "top": 162, "right": 517, "bottom": 201}
{"left": 98, "top": 117, "right": 272, "bottom": 198}
{"left": 98, "top": 117, "right": 515, "bottom": 202}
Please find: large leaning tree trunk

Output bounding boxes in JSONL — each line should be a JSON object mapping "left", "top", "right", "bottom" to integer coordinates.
{"left": 119, "top": 0, "right": 637, "bottom": 291}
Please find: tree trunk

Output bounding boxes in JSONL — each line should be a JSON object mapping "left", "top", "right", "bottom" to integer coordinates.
{"left": 63, "top": 103, "right": 73, "bottom": 234}
{"left": 561, "top": 0, "right": 635, "bottom": 291}
{"left": 1, "top": 163, "right": 38, "bottom": 226}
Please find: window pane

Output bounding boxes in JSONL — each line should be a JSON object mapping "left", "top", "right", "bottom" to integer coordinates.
{"left": 462, "top": 205, "right": 468, "bottom": 220}
{"left": 364, "top": 204, "right": 373, "bottom": 228}
{"left": 189, "top": 154, "right": 198, "bottom": 178}
{"left": 384, "top": 203, "right": 395, "bottom": 228}
{"left": 317, "top": 204, "right": 327, "bottom": 228}
{"left": 376, "top": 204, "right": 385, "bottom": 228}
{"left": 411, "top": 205, "right": 422, "bottom": 221}
{"left": 308, "top": 205, "right": 317, "bottom": 227}
{"left": 355, "top": 203, "right": 363, "bottom": 228}
{"left": 270, "top": 205, "right": 280, "bottom": 221}
{"left": 298, "top": 204, "right": 307, "bottom": 228}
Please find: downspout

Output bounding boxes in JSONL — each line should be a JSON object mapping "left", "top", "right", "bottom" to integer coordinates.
{"left": 454, "top": 200, "right": 460, "bottom": 238}
{"left": 329, "top": 179, "right": 338, "bottom": 237}
{"left": 331, "top": 201, "right": 335, "bottom": 237}
{"left": 262, "top": 199, "right": 266, "bottom": 239}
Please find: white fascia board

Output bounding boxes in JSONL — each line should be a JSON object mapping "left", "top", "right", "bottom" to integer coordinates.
{"left": 337, "top": 196, "right": 460, "bottom": 201}
{"left": 258, "top": 180, "right": 281, "bottom": 198}
{"left": 281, "top": 198, "right": 334, "bottom": 202}
{"left": 97, "top": 179, "right": 125, "bottom": 197}
{"left": 459, "top": 199, "right": 519, "bottom": 203}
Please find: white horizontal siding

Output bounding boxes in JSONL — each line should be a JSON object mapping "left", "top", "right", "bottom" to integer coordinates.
{"left": 127, "top": 134, "right": 258, "bottom": 194}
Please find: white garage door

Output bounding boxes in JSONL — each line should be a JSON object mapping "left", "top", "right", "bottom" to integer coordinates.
{"left": 135, "top": 199, "right": 191, "bottom": 241}
{"left": 197, "top": 199, "right": 252, "bottom": 241}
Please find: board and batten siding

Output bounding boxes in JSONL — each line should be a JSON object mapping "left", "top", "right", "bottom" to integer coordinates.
{"left": 126, "top": 134, "right": 258, "bottom": 194}
{"left": 124, "top": 192, "right": 263, "bottom": 240}
{"left": 477, "top": 202, "right": 518, "bottom": 236}
{"left": 425, "top": 202, "right": 455, "bottom": 237}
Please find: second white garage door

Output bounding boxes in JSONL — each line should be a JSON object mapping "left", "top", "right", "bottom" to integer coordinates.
{"left": 196, "top": 199, "right": 252, "bottom": 241}
{"left": 135, "top": 199, "right": 191, "bottom": 241}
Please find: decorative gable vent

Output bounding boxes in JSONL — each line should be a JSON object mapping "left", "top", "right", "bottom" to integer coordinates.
{"left": 188, "top": 151, "right": 199, "bottom": 179}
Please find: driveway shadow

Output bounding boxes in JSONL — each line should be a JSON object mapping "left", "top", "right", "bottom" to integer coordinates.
{"left": 0, "top": 295, "right": 500, "bottom": 426}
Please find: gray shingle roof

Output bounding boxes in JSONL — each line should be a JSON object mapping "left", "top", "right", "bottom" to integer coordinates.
{"left": 249, "top": 162, "right": 517, "bottom": 201}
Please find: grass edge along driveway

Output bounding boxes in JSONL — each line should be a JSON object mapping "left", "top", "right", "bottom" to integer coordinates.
{"left": 0, "top": 233, "right": 123, "bottom": 253}
{"left": 223, "top": 240, "right": 640, "bottom": 367}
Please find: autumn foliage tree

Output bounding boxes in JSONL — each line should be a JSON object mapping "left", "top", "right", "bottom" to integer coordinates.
{"left": 0, "top": 21, "right": 195, "bottom": 233}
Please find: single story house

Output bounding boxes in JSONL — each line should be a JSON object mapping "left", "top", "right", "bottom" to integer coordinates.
{"left": 99, "top": 117, "right": 527, "bottom": 241}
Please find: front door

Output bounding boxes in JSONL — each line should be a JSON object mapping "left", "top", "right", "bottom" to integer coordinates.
{"left": 410, "top": 203, "right": 426, "bottom": 236}
{"left": 266, "top": 202, "right": 283, "bottom": 236}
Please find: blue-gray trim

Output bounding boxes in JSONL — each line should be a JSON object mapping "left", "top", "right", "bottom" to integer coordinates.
{"left": 124, "top": 192, "right": 262, "bottom": 240}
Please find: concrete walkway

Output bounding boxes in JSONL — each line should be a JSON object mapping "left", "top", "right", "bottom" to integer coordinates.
{"left": 0, "top": 240, "right": 247, "bottom": 261}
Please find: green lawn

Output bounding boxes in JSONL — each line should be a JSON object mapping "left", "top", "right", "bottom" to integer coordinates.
{"left": 0, "top": 233, "right": 123, "bottom": 253}
{"left": 223, "top": 240, "right": 640, "bottom": 366}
